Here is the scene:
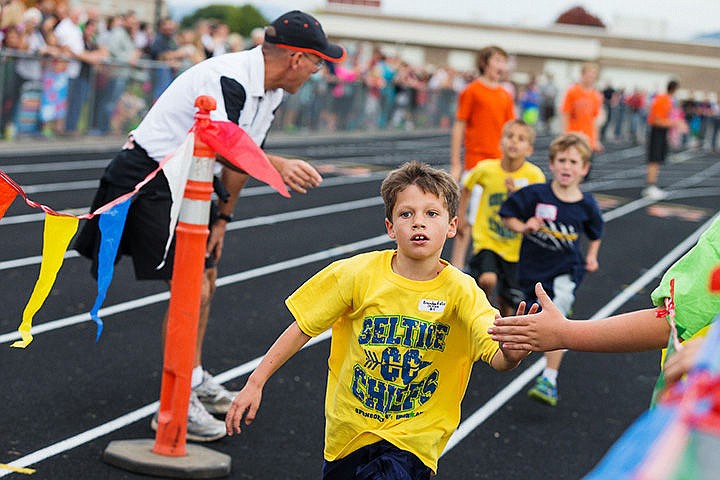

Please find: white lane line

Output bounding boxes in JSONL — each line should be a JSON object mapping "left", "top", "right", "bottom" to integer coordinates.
{"left": 440, "top": 212, "right": 720, "bottom": 456}
{"left": 1, "top": 159, "right": 112, "bottom": 173}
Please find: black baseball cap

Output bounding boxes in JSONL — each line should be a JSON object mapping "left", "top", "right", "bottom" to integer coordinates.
{"left": 265, "top": 10, "right": 346, "bottom": 63}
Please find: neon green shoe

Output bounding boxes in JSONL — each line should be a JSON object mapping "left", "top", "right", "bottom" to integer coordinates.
{"left": 528, "top": 376, "right": 558, "bottom": 406}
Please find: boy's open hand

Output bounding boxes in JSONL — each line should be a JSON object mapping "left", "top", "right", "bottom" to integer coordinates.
{"left": 225, "top": 383, "right": 263, "bottom": 436}
{"left": 487, "top": 283, "right": 567, "bottom": 351}
{"left": 494, "top": 301, "right": 539, "bottom": 363}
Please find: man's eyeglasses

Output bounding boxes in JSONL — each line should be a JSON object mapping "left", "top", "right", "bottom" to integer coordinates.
{"left": 301, "top": 52, "right": 324, "bottom": 72}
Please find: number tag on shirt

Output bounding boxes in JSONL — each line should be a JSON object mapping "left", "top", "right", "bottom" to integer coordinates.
{"left": 514, "top": 178, "right": 529, "bottom": 189}
{"left": 535, "top": 203, "right": 558, "bottom": 221}
{"left": 419, "top": 299, "right": 446, "bottom": 313}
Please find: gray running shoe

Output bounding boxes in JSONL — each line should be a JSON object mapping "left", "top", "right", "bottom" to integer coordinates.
{"left": 193, "top": 370, "right": 239, "bottom": 415}
{"left": 151, "top": 390, "right": 227, "bottom": 442}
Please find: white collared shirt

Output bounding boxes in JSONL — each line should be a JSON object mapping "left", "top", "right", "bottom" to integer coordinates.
{"left": 133, "top": 46, "right": 284, "bottom": 162}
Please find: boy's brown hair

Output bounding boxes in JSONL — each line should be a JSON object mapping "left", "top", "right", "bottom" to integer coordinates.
{"left": 381, "top": 162, "right": 460, "bottom": 221}
{"left": 502, "top": 119, "right": 536, "bottom": 145}
{"left": 549, "top": 133, "right": 593, "bottom": 165}
{"left": 476, "top": 45, "right": 508, "bottom": 74}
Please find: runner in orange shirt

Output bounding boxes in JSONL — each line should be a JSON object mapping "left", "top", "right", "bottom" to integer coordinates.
{"left": 561, "top": 62, "right": 603, "bottom": 152}
{"left": 643, "top": 79, "right": 681, "bottom": 200}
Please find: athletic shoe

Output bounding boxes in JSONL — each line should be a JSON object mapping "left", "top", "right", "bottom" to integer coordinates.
{"left": 150, "top": 391, "right": 227, "bottom": 442}
{"left": 641, "top": 185, "right": 667, "bottom": 201}
{"left": 193, "top": 370, "right": 239, "bottom": 415}
{"left": 528, "top": 376, "right": 558, "bottom": 406}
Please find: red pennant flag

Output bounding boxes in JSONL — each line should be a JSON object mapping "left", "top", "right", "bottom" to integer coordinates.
{"left": 195, "top": 121, "right": 290, "bottom": 198}
{"left": 0, "top": 178, "right": 18, "bottom": 220}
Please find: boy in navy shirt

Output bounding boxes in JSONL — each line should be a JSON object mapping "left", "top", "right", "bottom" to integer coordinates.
{"left": 499, "top": 133, "right": 604, "bottom": 406}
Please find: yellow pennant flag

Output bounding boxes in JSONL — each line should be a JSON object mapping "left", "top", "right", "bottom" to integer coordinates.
{"left": 12, "top": 215, "right": 79, "bottom": 348}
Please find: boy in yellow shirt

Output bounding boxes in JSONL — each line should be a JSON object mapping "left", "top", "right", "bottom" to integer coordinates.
{"left": 452, "top": 119, "right": 545, "bottom": 316}
{"left": 225, "top": 162, "right": 530, "bottom": 478}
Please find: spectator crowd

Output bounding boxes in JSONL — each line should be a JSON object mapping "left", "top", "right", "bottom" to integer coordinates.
{"left": 1, "top": 0, "right": 720, "bottom": 152}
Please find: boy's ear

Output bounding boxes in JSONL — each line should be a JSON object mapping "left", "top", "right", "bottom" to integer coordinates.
{"left": 385, "top": 218, "right": 396, "bottom": 239}
{"left": 581, "top": 161, "right": 591, "bottom": 176}
{"left": 447, "top": 216, "right": 458, "bottom": 238}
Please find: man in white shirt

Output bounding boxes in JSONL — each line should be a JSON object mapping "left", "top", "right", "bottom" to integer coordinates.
{"left": 75, "top": 10, "right": 346, "bottom": 442}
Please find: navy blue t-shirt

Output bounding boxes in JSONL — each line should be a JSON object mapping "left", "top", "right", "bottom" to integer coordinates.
{"left": 499, "top": 182, "right": 604, "bottom": 291}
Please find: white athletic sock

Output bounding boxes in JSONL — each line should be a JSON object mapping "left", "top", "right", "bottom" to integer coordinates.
{"left": 542, "top": 368, "right": 558, "bottom": 386}
{"left": 191, "top": 366, "right": 204, "bottom": 388}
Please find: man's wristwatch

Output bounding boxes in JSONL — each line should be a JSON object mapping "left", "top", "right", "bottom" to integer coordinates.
{"left": 216, "top": 212, "right": 234, "bottom": 223}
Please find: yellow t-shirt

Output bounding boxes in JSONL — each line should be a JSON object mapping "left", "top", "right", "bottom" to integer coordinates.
{"left": 464, "top": 159, "right": 545, "bottom": 261}
{"left": 285, "top": 250, "right": 499, "bottom": 473}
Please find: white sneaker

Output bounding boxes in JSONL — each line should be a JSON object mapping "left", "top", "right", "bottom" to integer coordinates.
{"left": 642, "top": 185, "right": 667, "bottom": 201}
{"left": 193, "top": 370, "right": 239, "bottom": 415}
{"left": 150, "top": 390, "right": 227, "bottom": 442}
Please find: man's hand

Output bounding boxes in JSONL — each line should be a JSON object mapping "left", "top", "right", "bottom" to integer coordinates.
{"left": 207, "top": 220, "right": 227, "bottom": 263}
{"left": 268, "top": 155, "right": 322, "bottom": 194}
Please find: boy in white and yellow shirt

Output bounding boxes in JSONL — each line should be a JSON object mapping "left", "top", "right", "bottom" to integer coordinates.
{"left": 452, "top": 119, "right": 545, "bottom": 316}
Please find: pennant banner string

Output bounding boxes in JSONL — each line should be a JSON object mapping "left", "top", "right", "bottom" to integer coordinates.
{"left": 2, "top": 118, "right": 290, "bottom": 348}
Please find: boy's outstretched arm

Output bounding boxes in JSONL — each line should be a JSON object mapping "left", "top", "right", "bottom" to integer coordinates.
{"left": 488, "top": 283, "right": 671, "bottom": 352}
{"left": 225, "top": 322, "right": 311, "bottom": 435}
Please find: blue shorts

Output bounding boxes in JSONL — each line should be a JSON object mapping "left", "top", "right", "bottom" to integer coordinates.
{"left": 322, "top": 440, "right": 431, "bottom": 480}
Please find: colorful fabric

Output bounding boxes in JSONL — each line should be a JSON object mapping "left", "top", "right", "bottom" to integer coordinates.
{"left": 286, "top": 250, "right": 499, "bottom": 472}
{"left": 651, "top": 215, "right": 720, "bottom": 341}
{"left": 12, "top": 215, "right": 79, "bottom": 348}
{"left": 585, "top": 316, "right": 720, "bottom": 479}
{"left": 90, "top": 199, "right": 131, "bottom": 340}
{"left": 0, "top": 114, "right": 288, "bottom": 347}
{"left": 39, "top": 68, "right": 68, "bottom": 123}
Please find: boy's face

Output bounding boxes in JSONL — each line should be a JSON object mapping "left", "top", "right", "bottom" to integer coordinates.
{"left": 501, "top": 124, "right": 534, "bottom": 162}
{"left": 581, "top": 66, "right": 598, "bottom": 87}
{"left": 484, "top": 53, "right": 508, "bottom": 83}
{"left": 549, "top": 146, "right": 590, "bottom": 188}
{"left": 385, "top": 185, "right": 457, "bottom": 261}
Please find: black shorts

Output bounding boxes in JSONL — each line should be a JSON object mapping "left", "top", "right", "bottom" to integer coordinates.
{"left": 74, "top": 143, "right": 219, "bottom": 281}
{"left": 322, "top": 440, "right": 431, "bottom": 480}
{"left": 647, "top": 126, "right": 669, "bottom": 164}
{"left": 468, "top": 249, "right": 522, "bottom": 306}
